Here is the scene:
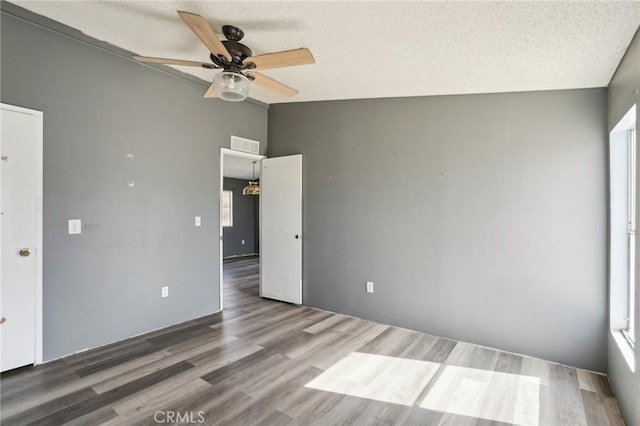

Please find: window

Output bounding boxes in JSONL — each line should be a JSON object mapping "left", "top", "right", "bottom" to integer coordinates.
{"left": 610, "top": 105, "right": 637, "bottom": 352}
{"left": 222, "top": 190, "right": 233, "bottom": 227}
{"left": 627, "top": 124, "right": 636, "bottom": 344}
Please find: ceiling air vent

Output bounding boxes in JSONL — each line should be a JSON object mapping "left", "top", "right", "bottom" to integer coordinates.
{"left": 230, "top": 136, "right": 260, "bottom": 155}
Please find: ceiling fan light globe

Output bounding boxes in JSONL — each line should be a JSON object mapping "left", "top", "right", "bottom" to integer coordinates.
{"left": 214, "top": 71, "right": 250, "bottom": 102}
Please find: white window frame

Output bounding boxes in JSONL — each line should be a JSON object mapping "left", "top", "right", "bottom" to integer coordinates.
{"left": 625, "top": 125, "right": 636, "bottom": 346}
{"left": 222, "top": 190, "right": 233, "bottom": 228}
{"left": 610, "top": 105, "right": 637, "bottom": 363}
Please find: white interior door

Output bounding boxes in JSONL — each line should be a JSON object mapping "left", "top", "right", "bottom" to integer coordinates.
{"left": 1, "top": 104, "right": 42, "bottom": 372}
{"left": 260, "top": 154, "right": 302, "bottom": 304}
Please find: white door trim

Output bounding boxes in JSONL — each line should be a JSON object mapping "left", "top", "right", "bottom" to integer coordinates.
{"left": 1, "top": 103, "right": 44, "bottom": 365}
{"left": 219, "top": 147, "right": 265, "bottom": 311}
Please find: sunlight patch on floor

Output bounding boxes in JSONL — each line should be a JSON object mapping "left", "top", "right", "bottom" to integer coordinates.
{"left": 419, "top": 365, "right": 540, "bottom": 426}
{"left": 305, "top": 352, "right": 440, "bottom": 406}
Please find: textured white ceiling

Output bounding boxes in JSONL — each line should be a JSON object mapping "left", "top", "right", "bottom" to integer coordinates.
{"left": 12, "top": 1, "right": 640, "bottom": 104}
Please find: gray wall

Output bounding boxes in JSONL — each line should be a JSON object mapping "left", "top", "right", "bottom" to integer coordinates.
{"left": 1, "top": 6, "right": 268, "bottom": 360}
{"left": 269, "top": 88, "right": 608, "bottom": 372}
{"left": 223, "top": 178, "right": 258, "bottom": 257}
{"left": 607, "top": 28, "right": 640, "bottom": 426}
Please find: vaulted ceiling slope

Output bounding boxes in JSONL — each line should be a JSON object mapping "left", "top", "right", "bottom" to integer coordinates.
{"left": 11, "top": 1, "right": 640, "bottom": 104}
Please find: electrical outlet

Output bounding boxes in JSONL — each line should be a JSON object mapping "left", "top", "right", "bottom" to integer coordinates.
{"left": 241, "top": 239, "right": 245, "bottom": 245}
{"left": 195, "top": 216, "right": 201, "bottom": 227}
{"left": 161, "top": 286, "right": 169, "bottom": 298}
{"left": 366, "top": 281, "right": 374, "bottom": 293}
{"left": 68, "top": 219, "right": 81, "bottom": 235}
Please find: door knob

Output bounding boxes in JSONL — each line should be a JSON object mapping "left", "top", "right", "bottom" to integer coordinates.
{"left": 295, "top": 235, "right": 300, "bottom": 239}
{"left": 19, "top": 248, "right": 31, "bottom": 257}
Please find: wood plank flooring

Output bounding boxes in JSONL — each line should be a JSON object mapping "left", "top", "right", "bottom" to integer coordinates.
{"left": 1, "top": 256, "right": 625, "bottom": 425}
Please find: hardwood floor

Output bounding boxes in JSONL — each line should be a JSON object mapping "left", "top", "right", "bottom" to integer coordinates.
{"left": 1, "top": 256, "right": 624, "bottom": 425}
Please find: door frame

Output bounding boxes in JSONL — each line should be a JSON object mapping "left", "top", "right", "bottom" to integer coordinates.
{"left": 219, "top": 147, "right": 265, "bottom": 311}
{"left": 1, "top": 103, "right": 44, "bottom": 365}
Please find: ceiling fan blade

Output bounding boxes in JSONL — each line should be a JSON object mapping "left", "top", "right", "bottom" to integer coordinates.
{"left": 178, "top": 11, "right": 231, "bottom": 61}
{"left": 133, "top": 56, "right": 213, "bottom": 68}
{"left": 247, "top": 72, "right": 298, "bottom": 98}
{"left": 204, "top": 81, "right": 218, "bottom": 98}
{"left": 244, "top": 48, "right": 315, "bottom": 70}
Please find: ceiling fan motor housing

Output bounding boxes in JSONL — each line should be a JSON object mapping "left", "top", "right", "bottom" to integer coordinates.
{"left": 222, "top": 41, "right": 252, "bottom": 64}
{"left": 208, "top": 25, "right": 255, "bottom": 71}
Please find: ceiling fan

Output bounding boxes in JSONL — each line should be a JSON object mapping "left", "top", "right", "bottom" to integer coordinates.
{"left": 133, "top": 11, "right": 315, "bottom": 102}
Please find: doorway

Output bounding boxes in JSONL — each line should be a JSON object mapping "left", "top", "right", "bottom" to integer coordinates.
{"left": 219, "top": 148, "right": 265, "bottom": 311}
{"left": 1, "top": 103, "right": 44, "bottom": 372}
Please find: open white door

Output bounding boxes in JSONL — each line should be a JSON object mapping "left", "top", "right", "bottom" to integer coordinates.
{"left": 260, "top": 154, "right": 302, "bottom": 304}
{"left": 1, "top": 104, "right": 43, "bottom": 372}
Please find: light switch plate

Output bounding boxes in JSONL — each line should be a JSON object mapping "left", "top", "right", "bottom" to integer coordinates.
{"left": 161, "top": 286, "right": 169, "bottom": 298}
{"left": 195, "top": 216, "right": 201, "bottom": 227}
{"left": 366, "top": 281, "right": 374, "bottom": 293}
{"left": 68, "top": 219, "right": 81, "bottom": 235}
